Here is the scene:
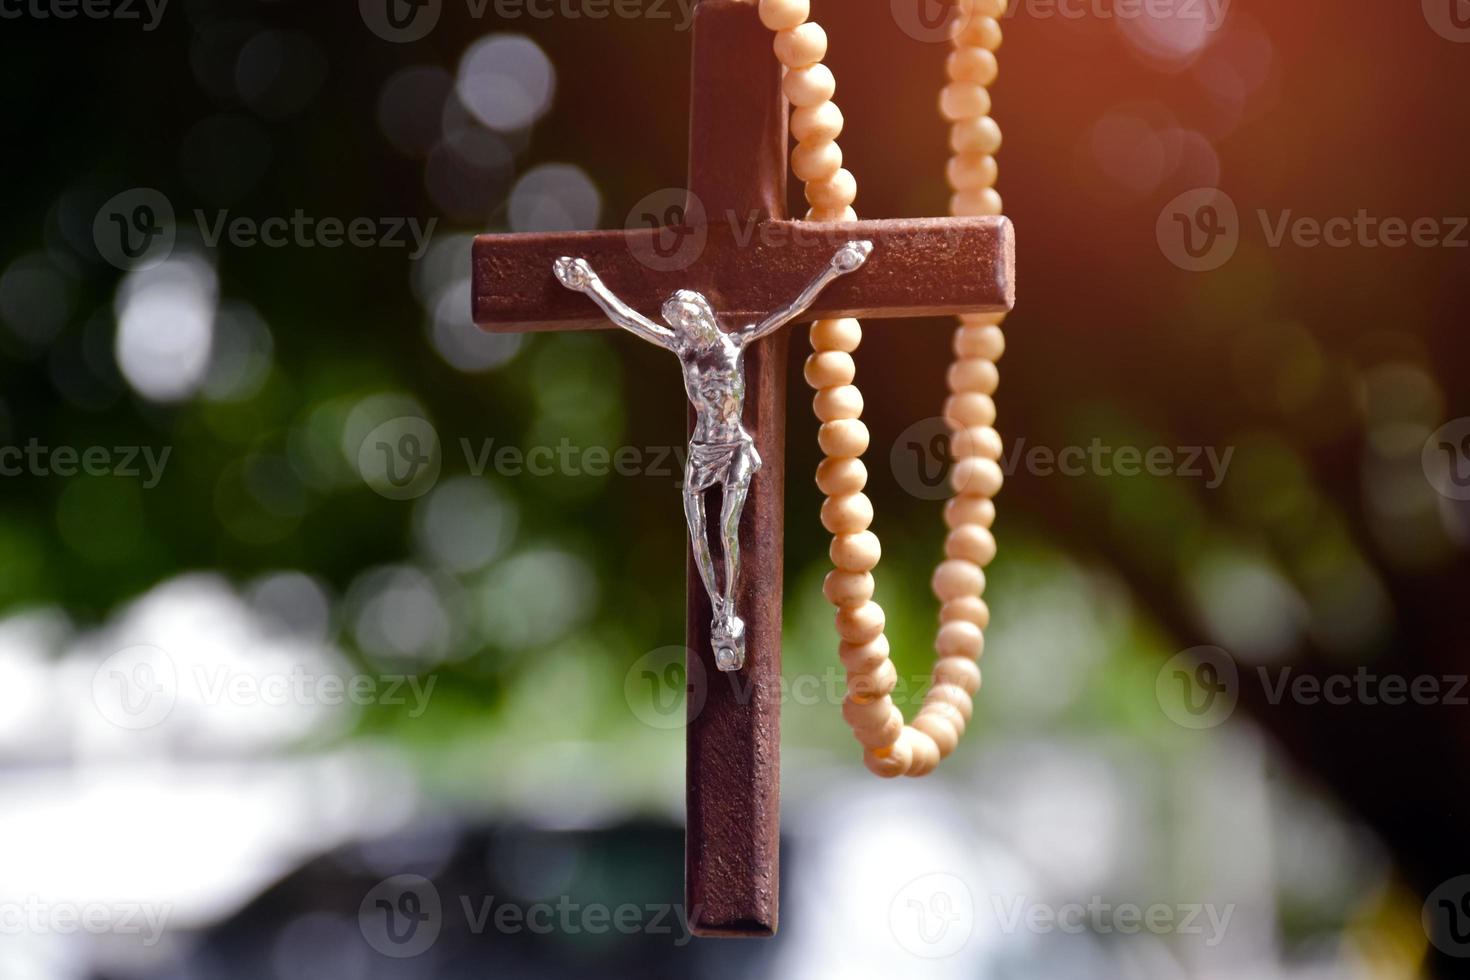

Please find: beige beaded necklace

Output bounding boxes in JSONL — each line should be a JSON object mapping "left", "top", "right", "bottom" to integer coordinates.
{"left": 758, "top": 0, "right": 1007, "bottom": 778}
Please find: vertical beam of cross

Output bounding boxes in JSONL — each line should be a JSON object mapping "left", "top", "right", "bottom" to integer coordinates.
{"left": 682, "top": 0, "right": 786, "bottom": 938}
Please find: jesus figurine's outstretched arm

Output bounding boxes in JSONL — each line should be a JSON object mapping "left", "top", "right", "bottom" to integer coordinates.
{"left": 554, "top": 257, "right": 675, "bottom": 350}
{"left": 738, "top": 240, "right": 873, "bottom": 345}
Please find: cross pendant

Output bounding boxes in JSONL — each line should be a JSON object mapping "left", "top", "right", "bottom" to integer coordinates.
{"left": 472, "top": 0, "right": 1013, "bottom": 937}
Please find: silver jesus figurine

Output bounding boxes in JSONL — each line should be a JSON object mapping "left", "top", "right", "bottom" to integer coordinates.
{"left": 553, "top": 240, "right": 873, "bottom": 672}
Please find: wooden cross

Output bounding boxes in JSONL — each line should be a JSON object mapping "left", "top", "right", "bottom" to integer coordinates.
{"left": 472, "top": 0, "right": 1013, "bottom": 938}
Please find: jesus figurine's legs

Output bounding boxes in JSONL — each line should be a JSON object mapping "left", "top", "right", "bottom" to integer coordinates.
{"left": 684, "top": 490, "right": 722, "bottom": 619}
{"left": 710, "top": 447, "right": 759, "bottom": 672}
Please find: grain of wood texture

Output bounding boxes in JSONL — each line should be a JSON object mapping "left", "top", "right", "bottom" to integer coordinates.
{"left": 472, "top": 216, "right": 1014, "bottom": 332}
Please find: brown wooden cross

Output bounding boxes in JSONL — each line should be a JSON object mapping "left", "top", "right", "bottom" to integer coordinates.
{"left": 472, "top": 0, "right": 1013, "bottom": 938}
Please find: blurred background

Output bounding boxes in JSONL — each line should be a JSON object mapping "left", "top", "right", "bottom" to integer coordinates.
{"left": 2, "top": 0, "right": 1470, "bottom": 976}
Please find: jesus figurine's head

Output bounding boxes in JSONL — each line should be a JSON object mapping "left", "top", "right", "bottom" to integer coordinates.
{"left": 661, "top": 290, "right": 720, "bottom": 344}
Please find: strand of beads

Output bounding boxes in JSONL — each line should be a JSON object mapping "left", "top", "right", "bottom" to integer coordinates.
{"left": 759, "top": 0, "right": 1007, "bottom": 778}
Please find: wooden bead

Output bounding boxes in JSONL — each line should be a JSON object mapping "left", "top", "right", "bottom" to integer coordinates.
{"left": 835, "top": 600, "right": 886, "bottom": 644}
{"left": 816, "top": 456, "right": 867, "bottom": 496}
{"left": 944, "top": 392, "right": 997, "bottom": 429}
{"left": 854, "top": 705, "right": 904, "bottom": 749}
{"left": 804, "top": 168, "right": 857, "bottom": 209}
{"left": 758, "top": 0, "right": 809, "bottom": 31}
{"left": 951, "top": 188, "right": 1004, "bottom": 217}
{"left": 783, "top": 64, "right": 836, "bottom": 107}
{"left": 925, "top": 682, "right": 975, "bottom": 723}
{"left": 821, "top": 492, "right": 873, "bottom": 534}
{"left": 946, "top": 524, "right": 997, "bottom": 566}
{"left": 903, "top": 727, "right": 941, "bottom": 777}
{"left": 952, "top": 14, "right": 1003, "bottom": 49}
{"left": 817, "top": 418, "right": 869, "bottom": 456}
{"left": 951, "top": 456, "right": 1004, "bottom": 497}
{"left": 941, "top": 595, "right": 991, "bottom": 630}
{"left": 823, "top": 569, "right": 875, "bottom": 607}
{"left": 791, "top": 139, "right": 843, "bottom": 181}
{"left": 811, "top": 317, "right": 862, "bottom": 352}
{"left": 790, "top": 101, "right": 844, "bottom": 143}
{"left": 947, "top": 358, "right": 999, "bottom": 395}
{"left": 847, "top": 657, "right": 898, "bottom": 703}
{"left": 947, "top": 46, "right": 998, "bottom": 86}
{"left": 813, "top": 384, "right": 863, "bottom": 421}
{"left": 936, "top": 619, "right": 985, "bottom": 660}
{"left": 945, "top": 494, "right": 996, "bottom": 529}
{"left": 842, "top": 693, "right": 894, "bottom": 732}
{"left": 950, "top": 116, "right": 1003, "bottom": 155}
{"left": 950, "top": 425, "right": 1003, "bottom": 460}
{"left": 954, "top": 323, "right": 1005, "bottom": 359}
{"left": 804, "top": 350, "right": 855, "bottom": 389}
{"left": 806, "top": 205, "right": 858, "bottom": 223}
{"left": 830, "top": 530, "right": 881, "bottom": 571}
{"left": 839, "top": 634, "right": 890, "bottom": 674}
{"left": 922, "top": 698, "right": 969, "bottom": 736}
{"left": 863, "top": 737, "right": 912, "bottom": 777}
{"left": 913, "top": 712, "right": 960, "bottom": 758}
{"left": 932, "top": 559, "right": 984, "bottom": 601}
{"left": 946, "top": 153, "right": 998, "bottom": 191}
{"left": 939, "top": 82, "right": 991, "bottom": 121}
{"left": 934, "top": 656, "right": 982, "bottom": 695}
{"left": 773, "top": 22, "right": 827, "bottom": 67}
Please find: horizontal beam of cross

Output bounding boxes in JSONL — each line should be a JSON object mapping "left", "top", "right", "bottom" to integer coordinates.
{"left": 473, "top": 216, "right": 1014, "bottom": 332}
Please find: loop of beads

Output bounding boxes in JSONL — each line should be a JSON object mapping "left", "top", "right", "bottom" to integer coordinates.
{"left": 759, "top": 0, "right": 1009, "bottom": 777}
